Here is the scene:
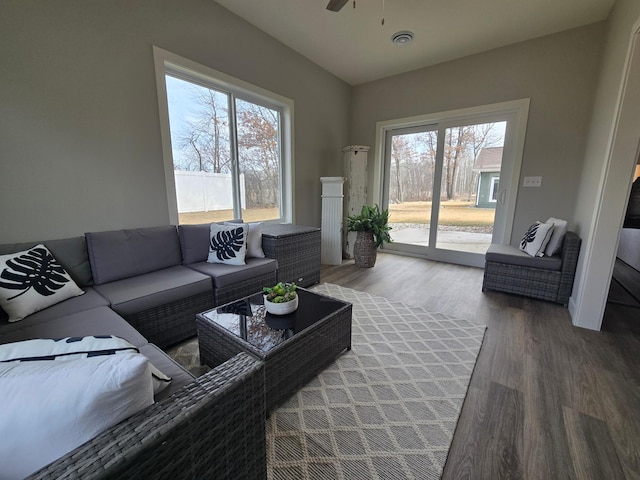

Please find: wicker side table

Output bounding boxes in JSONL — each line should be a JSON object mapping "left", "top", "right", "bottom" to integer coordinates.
{"left": 261, "top": 224, "right": 321, "bottom": 287}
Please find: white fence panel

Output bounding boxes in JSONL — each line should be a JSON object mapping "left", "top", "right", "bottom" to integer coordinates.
{"left": 174, "top": 171, "right": 245, "bottom": 213}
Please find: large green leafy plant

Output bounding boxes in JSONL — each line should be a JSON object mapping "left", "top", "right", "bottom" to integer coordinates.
{"left": 346, "top": 205, "right": 393, "bottom": 248}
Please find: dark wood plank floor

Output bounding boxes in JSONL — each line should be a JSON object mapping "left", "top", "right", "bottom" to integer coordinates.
{"left": 321, "top": 252, "right": 640, "bottom": 480}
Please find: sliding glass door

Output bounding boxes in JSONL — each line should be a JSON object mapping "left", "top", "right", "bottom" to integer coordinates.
{"left": 382, "top": 107, "right": 522, "bottom": 267}
{"left": 386, "top": 126, "right": 439, "bottom": 248}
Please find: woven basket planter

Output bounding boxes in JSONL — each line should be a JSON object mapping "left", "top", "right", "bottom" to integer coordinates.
{"left": 353, "top": 231, "right": 377, "bottom": 268}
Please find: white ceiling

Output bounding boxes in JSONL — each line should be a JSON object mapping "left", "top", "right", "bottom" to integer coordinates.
{"left": 215, "top": 0, "right": 614, "bottom": 86}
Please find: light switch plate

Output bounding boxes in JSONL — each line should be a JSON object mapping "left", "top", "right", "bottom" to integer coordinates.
{"left": 523, "top": 176, "right": 542, "bottom": 187}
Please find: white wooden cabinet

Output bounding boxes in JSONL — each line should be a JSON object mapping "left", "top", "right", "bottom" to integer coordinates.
{"left": 320, "top": 177, "right": 345, "bottom": 265}
{"left": 343, "top": 146, "right": 369, "bottom": 259}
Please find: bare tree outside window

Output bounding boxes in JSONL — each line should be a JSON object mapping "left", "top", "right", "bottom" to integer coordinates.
{"left": 165, "top": 75, "right": 282, "bottom": 223}
{"left": 389, "top": 123, "right": 503, "bottom": 208}
{"left": 236, "top": 99, "right": 280, "bottom": 212}
{"left": 389, "top": 131, "right": 437, "bottom": 204}
{"left": 166, "top": 76, "right": 231, "bottom": 174}
{"left": 387, "top": 121, "right": 505, "bottom": 255}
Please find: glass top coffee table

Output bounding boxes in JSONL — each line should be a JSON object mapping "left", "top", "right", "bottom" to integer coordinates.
{"left": 196, "top": 288, "right": 352, "bottom": 412}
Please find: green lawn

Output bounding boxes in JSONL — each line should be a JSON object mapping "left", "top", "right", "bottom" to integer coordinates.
{"left": 179, "top": 201, "right": 495, "bottom": 228}
{"left": 389, "top": 200, "right": 495, "bottom": 226}
{"left": 179, "top": 208, "right": 279, "bottom": 224}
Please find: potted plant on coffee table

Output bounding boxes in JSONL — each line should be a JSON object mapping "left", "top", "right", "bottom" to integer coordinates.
{"left": 263, "top": 282, "right": 298, "bottom": 315}
{"left": 346, "top": 204, "right": 392, "bottom": 268}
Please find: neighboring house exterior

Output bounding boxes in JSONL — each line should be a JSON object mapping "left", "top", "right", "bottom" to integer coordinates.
{"left": 473, "top": 147, "right": 503, "bottom": 208}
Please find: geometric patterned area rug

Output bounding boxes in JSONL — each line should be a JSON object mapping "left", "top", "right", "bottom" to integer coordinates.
{"left": 165, "top": 336, "right": 211, "bottom": 377}
{"left": 167, "top": 283, "right": 486, "bottom": 480}
{"left": 267, "top": 284, "right": 486, "bottom": 480}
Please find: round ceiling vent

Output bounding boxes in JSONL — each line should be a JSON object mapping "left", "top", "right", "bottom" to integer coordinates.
{"left": 391, "top": 31, "right": 414, "bottom": 45}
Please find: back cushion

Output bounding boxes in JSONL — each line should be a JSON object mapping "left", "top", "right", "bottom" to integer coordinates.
{"left": 0, "top": 236, "right": 93, "bottom": 288}
{"left": 178, "top": 221, "right": 241, "bottom": 265}
{"left": 86, "top": 226, "right": 182, "bottom": 285}
{"left": 178, "top": 224, "right": 211, "bottom": 265}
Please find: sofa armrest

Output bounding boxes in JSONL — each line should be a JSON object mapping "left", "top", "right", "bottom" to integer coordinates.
{"left": 557, "top": 231, "right": 582, "bottom": 304}
{"left": 559, "top": 232, "right": 581, "bottom": 275}
{"left": 27, "top": 353, "right": 266, "bottom": 480}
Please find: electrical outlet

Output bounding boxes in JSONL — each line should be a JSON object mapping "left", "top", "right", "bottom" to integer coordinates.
{"left": 523, "top": 176, "right": 542, "bottom": 187}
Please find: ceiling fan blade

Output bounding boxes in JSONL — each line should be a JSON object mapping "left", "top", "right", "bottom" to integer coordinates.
{"left": 326, "top": 0, "right": 349, "bottom": 12}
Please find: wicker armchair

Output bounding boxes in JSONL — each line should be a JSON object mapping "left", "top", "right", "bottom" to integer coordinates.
{"left": 27, "top": 353, "right": 266, "bottom": 480}
{"left": 482, "top": 231, "right": 581, "bottom": 306}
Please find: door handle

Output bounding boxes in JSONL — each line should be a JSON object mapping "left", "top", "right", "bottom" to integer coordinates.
{"left": 499, "top": 190, "right": 506, "bottom": 204}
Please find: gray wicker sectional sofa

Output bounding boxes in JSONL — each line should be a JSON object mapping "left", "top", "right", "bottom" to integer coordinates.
{"left": 0, "top": 223, "right": 293, "bottom": 479}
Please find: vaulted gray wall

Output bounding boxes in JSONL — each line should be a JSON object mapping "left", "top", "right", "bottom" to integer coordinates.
{"left": 350, "top": 23, "right": 605, "bottom": 245}
{"left": 0, "top": 0, "right": 350, "bottom": 243}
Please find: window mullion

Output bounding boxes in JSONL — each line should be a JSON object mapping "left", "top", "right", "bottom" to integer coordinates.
{"left": 430, "top": 125, "right": 446, "bottom": 247}
{"left": 228, "top": 94, "right": 243, "bottom": 220}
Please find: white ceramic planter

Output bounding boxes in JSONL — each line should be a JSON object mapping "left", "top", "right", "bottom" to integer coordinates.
{"left": 263, "top": 295, "right": 298, "bottom": 315}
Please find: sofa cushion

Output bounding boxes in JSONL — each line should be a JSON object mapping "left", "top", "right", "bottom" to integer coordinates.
{"left": 0, "top": 335, "right": 171, "bottom": 395}
{"left": 187, "top": 257, "right": 277, "bottom": 288}
{"left": 0, "top": 287, "right": 109, "bottom": 332}
{"left": 226, "top": 222, "right": 265, "bottom": 258}
{"left": 178, "top": 223, "right": 212, "bottom": 265}
{"left": 0, "top": 353, "right": 154, "bottom": 480}
{"left": 486, "top": 244, "right": 563, "bottom": 271}
{"left": 86, "top": 226, "right": 182, "bottom": 285}
{"left": 208, "top": 224, "right": 248, "bottom": 266}
{"left": 139, "top": 343, "right": 195, "bottom": 402}
{"left": 0, "top": 335, "right": 139, "bottom": 361}
{"left": 0, "top": 306, "right": 148, "bottom": 348}
{"left": 0, "top": 245, "right": 85, "bottom": 322}
{"left": 519, "top": 221, "right": 554, "bottom": 257}
{"left": 93, "top": 266, "right": 212, "bottom": 316}
{"left": 0, "top": 236, "right": 93, "bottom": 288}
{"left": 179, "top": 221, "right": 242, "bottom": 265}
{"left": 544, "top": 217, "right": 568, "bottom": 257}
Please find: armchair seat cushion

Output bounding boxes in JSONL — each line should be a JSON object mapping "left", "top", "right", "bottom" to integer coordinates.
{"left": 486, "top": 244, "right": 562, "bottom": 271}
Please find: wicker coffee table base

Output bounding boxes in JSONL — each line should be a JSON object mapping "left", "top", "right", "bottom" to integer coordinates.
{"left": 197, "top": 299, "right": 352, "bottom": 412}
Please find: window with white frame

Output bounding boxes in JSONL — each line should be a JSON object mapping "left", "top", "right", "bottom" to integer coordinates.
{"left": 153, "top": 47, "right": 294, "bottom": 225}
{"left": 489, "top": 176, "right": 500, "bottom": 202}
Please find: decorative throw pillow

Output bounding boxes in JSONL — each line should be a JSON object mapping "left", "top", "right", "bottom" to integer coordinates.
{"left": 0, "top": 244, "right": 85, "bottom": 322}
{"left": 544, "top": 217, "right": 568, "bottom": 256}
{"left": 225, "top": 222, "right": 265, "bottom": 258}
{"left": 519, "top": 221, "right": 555, "bottom": 257}
{"left": 208, "top": 224, "right": 247, "bottom": 266}
{"left": 0, "top": 353, "right": 154, "bottom": 479}
{"left": 0, "top": 335, "right": 172, "bottom": 395}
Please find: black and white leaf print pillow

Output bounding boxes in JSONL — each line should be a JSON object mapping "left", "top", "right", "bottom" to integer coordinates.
{"left": 519, "top": 221, "right": 555, "bottom": 257}
{"left": 207, "top": 224, "right": 247, "bottom": 266}
{"left": 0, "top": 244, "right": 84, "bottom": 322}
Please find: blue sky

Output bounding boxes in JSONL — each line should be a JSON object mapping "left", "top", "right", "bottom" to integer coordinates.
{"left": 165, "top": 75, "right": 201, "bottom": 167}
